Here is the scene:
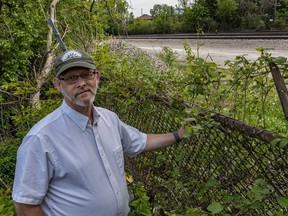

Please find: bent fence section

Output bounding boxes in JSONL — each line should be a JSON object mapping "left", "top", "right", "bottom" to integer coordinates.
{"left": 104, "top": 101, "right": 288, "bottom": 215}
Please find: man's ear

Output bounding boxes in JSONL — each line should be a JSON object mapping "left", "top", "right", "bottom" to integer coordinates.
{"left": 53, "top": 78, "right": 61, "bottom": 91}
{"left": 96, "top": 70, "right": 101, "bottom": 81}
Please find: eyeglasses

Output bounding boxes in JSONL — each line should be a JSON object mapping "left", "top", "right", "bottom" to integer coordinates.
{"left": 58, "top": 70, "right": 96, "bottom": 84}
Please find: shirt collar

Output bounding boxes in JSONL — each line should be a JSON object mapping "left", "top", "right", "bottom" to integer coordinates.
{"left": 61, "top": 100, "right": 100, "bottom": 131}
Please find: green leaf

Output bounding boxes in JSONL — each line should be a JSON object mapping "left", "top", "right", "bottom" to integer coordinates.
{"left": 256, "top": 47, "right": 264, "bottom": 52}
{"left": 223, "top": 194, "right": 238, "bottom": 203}
{"left": 272, "top": 56, "right": 287, "bottom": 64}
{"left": 271, "top": 138, "right": 281, "bottom": 147}
{"left": 0, "top": 204, "right": 5, "bottom": 213}
{"left": 172, "top": 167, "right": 180, "bottom": 176}
{"left": 279, "top": 139, "right": 288, "bottom": 149}
{"left": 249, "top": 201, "right": 261, "bottom": 209}
{"left": 184, "top": 117, "right": 197, "bottom": 124}
{"left": 175, "top": 154, "right": 184, "bottom": 162}
{"left": 207, "top": 202, "right": 223, "bottom": 214}
{"left": 277, "top": 197, "right": 288, "bottom": 207}
{"left": 204, "top": 179, "right": 218, "bottom": 188}
{"left": 191, "top": 124, "right": 203, "bottom": 131}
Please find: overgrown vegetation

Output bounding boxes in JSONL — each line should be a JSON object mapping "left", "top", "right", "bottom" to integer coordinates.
{"left": 127, "top": 0, "right": 288, "bottom": 34}
{"left": 0, "top": 0, "right": 287, "bottom": 215}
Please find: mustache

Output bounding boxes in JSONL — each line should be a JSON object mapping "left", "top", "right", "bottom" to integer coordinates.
{"left": 75, "top": 87, "right": 96, "bottom": 96}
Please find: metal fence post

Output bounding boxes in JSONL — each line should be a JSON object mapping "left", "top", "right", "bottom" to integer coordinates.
{"left": 269, "top": 62, "right": 288, "bottom": 120}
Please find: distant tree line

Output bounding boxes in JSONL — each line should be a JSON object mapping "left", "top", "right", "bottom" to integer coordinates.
{"left": 125, "top": 0, "right": 288, "bottom": 35}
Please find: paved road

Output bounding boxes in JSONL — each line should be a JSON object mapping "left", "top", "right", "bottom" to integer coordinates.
{"left": 124, "top": 38, "right": 288, "bottom": 66}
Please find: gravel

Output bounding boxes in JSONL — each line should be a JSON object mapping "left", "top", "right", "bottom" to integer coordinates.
{"left": 107, "top": 39, "right": 168, "bottom": 70}
{"left": 123, "top": 38, "right": 288, "bottom": 66}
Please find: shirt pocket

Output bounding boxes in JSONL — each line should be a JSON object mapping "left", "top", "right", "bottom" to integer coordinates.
{"left": 113, "top": 147, "right": 125, "bottom": 176}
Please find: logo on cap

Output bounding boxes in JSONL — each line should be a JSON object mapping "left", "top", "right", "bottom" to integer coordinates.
{"left": 61, "top": 51, "right": 82, "bottom": 62}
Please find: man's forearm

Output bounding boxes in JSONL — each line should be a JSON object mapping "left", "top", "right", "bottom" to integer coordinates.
{"left": 143, "top": 127, "right": 185, "bottom": 152}
{"left": 14, "top": 202, "right": 44, "bottom": 216}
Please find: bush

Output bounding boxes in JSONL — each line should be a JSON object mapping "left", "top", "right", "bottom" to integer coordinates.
{"left": 0, "top": 189, "right": 15, "bottom": 216}
{"left": 0, "top": 138, "right": 19, "bottom": 189}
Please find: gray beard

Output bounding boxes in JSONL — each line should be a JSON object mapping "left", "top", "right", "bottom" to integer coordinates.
{"left": 60, "top": 87, "right": 97, "bottom": 107}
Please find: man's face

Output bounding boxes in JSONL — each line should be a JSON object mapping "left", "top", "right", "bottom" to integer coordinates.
{"left": 53, "top": 67, "right": 100, "bottom": 108}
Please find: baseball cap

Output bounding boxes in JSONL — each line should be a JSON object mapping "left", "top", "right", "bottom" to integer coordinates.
{"left": 53, "top": 50, "right": 96, "bottom": 77}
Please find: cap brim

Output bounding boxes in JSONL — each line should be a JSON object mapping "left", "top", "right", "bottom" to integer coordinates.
{"left": 55, "top": 61, "right": 96, "bottom": 77}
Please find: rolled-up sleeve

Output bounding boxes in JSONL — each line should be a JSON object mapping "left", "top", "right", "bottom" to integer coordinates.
{"left": 119, "top": 121, "right": 147, "bottom": 157}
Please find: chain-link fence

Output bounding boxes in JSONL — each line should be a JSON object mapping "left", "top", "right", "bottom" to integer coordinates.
{"left": 1, "top": 90, "right": 288, "bottom": 215}
{"left": 101, "top": 98, "right": 288, "bottom": 215}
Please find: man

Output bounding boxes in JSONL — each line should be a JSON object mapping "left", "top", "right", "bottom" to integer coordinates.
{"left": 12, "top": 50, "right": 185, "bottom": 216}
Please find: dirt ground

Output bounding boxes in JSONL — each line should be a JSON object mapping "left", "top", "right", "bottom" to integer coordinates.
{"left": 125, "top": 38, "right": 288, "bottom": 66}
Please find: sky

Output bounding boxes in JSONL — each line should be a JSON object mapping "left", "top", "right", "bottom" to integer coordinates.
{"left": 128, "top": 0, "right": 179, "bottom": 17}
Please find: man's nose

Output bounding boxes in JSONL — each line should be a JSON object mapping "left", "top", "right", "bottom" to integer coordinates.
{"left": 75, "top": 76, "right": 87, "bottom": 86}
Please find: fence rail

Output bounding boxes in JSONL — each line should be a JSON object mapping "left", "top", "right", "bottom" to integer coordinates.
{"left": 212, "top": 113, "right": 287, "bottom": 149}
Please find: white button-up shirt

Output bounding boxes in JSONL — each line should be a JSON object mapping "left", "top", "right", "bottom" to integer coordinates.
{"left": 12, "top": 101, "right": 147, "bottom": 216}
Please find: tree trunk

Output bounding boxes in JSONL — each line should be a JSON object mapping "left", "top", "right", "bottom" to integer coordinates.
{"left": 31, "top": 0, "right": 60, "bottom": 108}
